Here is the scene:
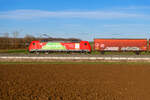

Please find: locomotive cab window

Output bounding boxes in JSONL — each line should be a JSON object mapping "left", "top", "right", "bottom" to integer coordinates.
{"left": 84, "top": 43, "right": 87, "bottom": 45}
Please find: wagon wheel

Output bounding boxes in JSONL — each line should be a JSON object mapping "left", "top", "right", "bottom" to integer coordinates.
{"left": 101, "top": 51, "right": 105, "bottom": 55}
{"left": 135, "top": 52, "right": 140, "bottom": 55}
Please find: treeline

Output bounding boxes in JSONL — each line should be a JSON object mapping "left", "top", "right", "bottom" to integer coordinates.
{"left": 0, "top": 36, "right": 81, "bottom": 49}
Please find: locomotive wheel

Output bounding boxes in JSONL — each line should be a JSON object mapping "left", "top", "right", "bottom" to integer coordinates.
{"left": 87, "top": 52, "right": 91, "bottom": 54}
{"left": 45, "top": 52, "right": 49, "bottom": 54}
{"left": 35, "top": 51, "right": 40, "bottom": 54}
{"left": 84, "top": 51, "right": 87, "bottom": 54}
{"left": 81, "top": 50, "right": 86, "bottom": 54}
{"left": 67, "top": 51, "right": 71, "bottom": 54}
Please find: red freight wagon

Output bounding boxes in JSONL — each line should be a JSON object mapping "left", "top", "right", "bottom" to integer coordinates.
{"left": 94, "top": 39, "right": 147, "bottom": 54}
{"left": 29, "top": 40, "right": 91, "bottom": 53}
{"left": 149, "top": 39, "right": 150, "bottom": 51}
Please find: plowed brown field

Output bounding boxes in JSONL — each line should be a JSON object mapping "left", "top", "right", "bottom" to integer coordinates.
{"left": 0, "top": 64, "right": 150, "bottom": 100}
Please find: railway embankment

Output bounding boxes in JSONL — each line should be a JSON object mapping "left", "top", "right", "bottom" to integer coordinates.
{"left": 1, "top": 55, "right": 150, "bottom": 62}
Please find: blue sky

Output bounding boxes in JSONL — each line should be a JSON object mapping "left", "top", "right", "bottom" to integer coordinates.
{"left": 0, "top": 0, "right": 150, "bottom": 41}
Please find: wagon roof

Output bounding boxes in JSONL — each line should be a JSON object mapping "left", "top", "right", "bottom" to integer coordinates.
{"left": 94, "top": 38, "right": 147, "bottom": 40}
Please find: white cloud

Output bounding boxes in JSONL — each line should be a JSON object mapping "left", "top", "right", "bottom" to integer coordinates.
{"left": 0, "top": 9, "right": 148, "bottom": 20}
{"left": 119, "top": 6, "right": 150, "bottom": 10}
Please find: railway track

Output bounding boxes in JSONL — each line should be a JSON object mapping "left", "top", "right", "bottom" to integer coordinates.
{"left": 1, "top": 56, "right": 150, "bottom": 60}
{"left": 1, "top": 53, "right": 150, "bottom": 57}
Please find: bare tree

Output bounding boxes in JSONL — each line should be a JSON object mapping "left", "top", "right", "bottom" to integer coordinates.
{"left": 13, "top": 31, "right": 19, "bottom": 38}
{"left": 24, "top": 34, "right": 35, "bottom": 48}
{"left": 3, "top": 32, "right": 9, "bottom": 38}
{"left": 12, "top": 31, "right": 19, "bottom": 49}
{"left": 3, "top": 32, "right": 9, "bottom": 49}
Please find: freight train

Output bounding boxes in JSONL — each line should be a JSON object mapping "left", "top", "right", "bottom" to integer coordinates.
{"left": 29, "top": 38, "right": 149, "bottom": 54}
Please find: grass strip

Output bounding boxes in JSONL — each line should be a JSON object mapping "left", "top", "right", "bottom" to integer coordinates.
{"left": 0, "top": 49, "right": 28, "bottom": 53}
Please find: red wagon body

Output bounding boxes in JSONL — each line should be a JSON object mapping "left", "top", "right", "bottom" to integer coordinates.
{"left": 94, "top": 39, "right": 147, "bottom": 52}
